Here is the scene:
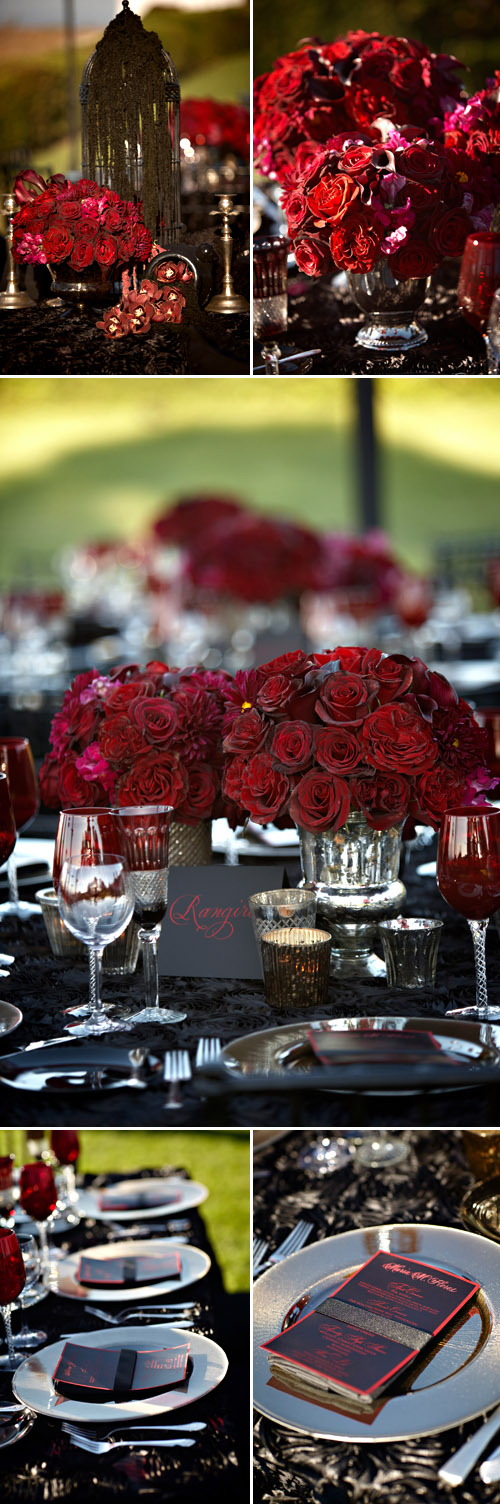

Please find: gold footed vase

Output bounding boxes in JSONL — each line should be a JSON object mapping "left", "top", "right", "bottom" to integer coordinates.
{"left": 48, "top": 260, "right": 122, "bottom": 313}
{"left": 169, "top": 820, "right": 212, "bottom": 866}
{"left": 297, "top": 812, "right": 406, "bottom": 980}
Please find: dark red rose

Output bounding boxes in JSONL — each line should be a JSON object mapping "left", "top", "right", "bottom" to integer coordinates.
{"left": 58, "top": 200, "right": 83, "bottom": 223}
{"left": 131, "top": 224, "right": 153, "bottom": 259}
{"left": 430, "top": 208, "right": 470, "bottom": 259}
{"left": 289, "top": 769, "right": 350, "bottom": 833}
{"left": 399, "top": 144, "right": 444, "bottom": 182}
{"left": 282, "top": 188, "right": 308, "bottom": 231}
{"left": 42, "top": 222, "right": 74, "bottom": 262}
{"left": 293, "top": 234, "right": 331, "bottom": 276}
{"left": 116, "top": 235, "right": 136, "bottom": 261}
{"left": 330, "top": 211, "right": 382, "bottom": 272}
{"left": 104, "top": 208, "right": 123, "bottom": 232}
{"left": 223, "top": 708, "right": 268, "bottom": 756}
{"left": 103, "top": 680, "right": 155, "bottom": 713}
{"left": 259, "top": 651, "right": 311, "bottom": 678}
{"left": 39, "top": 753, "right": 61, "bottom": 809}
{"left": 316, "top": 725, "right": 363, "bottom": 774}
{"left": 373, "top": 656, "right": 413, "bottom": 702}
{"left": 337, "top": 145, "right": 374, "bottom": 174}
{"left": 240, "top": 753, "right": 290, "bottom": 824}
{"left": 256, "top": 674, "right": 300, "bottom": 715}
{"left": 222, "top": 755, "right": 247, "bottom": 805}
{"left": 412, "top": 765, "right": 466, "bottom": 828}
{"left": 116, "top": 752, "right": 188, "bottom": 809}
{"left": 176, "top": 763, "right": 219, "bottom": 824}
{"left": 389, "top": 239, "right": 436, "bottom": 279}
{"left": 129, "top": 697, "right": 179, "bottom": 744}
{"left": 362, "top": 703, "right": 438, "bottom": 773}
{"left": 270, "top": 720, "right": 314, "bottom": 772}
{"left": 326, "top": 647, "right": 382, "bottom": 675}
{"left": 308, "top": 172, "right": 359, "bottom": 223}
{"left": 77, "top": 219, "right": 99, "bottom": 241}
{"left": 317, "top": 672, "right": 375, "bottom": 726}
{"left": 94, "top": 233, "right": 118, "bottom": 268}
{"left": 98, "top": 714, "right": 145, "bottom": 766}
{"left": 58, "top": 756, "right": 107, "bottom": 808}
{"left": 351, "top": 770, "right": 410, "bottom": 829}
{"left": 69, "top": 237, "right": 95, "bottom": 271}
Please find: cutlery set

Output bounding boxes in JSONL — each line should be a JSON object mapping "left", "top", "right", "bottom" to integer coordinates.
{"left": 163, "top": 1040, "right": 222, "bottom": 1110}
{"left": 253, "top": 1220, "right": 314, "bottom": 1278}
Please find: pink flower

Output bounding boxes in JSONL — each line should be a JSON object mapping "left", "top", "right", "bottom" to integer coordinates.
{"left": 75, "top": 742, "right": 115, "bottom": 792}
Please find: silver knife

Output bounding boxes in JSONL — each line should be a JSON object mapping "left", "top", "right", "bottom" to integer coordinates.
{"left": 438, "top": 1404, "right": 500, "bottom": 1485}
{"left": 480, "top": 1438, "right": 500, "bottom": 1483}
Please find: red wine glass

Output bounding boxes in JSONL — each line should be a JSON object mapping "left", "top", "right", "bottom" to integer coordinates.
{"left": 113, "top": 805, "right": 186, "bottom": 1024}
{"left": 12, "top": 1234, "right": 47, "bottom": 1351}
{"left": 458, "top": 233, "right": 500, "bottom": 359}
{"left": 0, "top": 774, "right": 16, "bottom": 968}
{"left": 54, "top": 808, "right": 123, "bottom": 1024}
{"left": 437, "top": 805, "right": 500, "bottom": 1019}
{"left": 0, "top": 737, "right": 40, "bottom": 921}
{"left": 19, "top": 1163, "right": 58, "bottom": 1289}
{"left": 0, "top": 1228, "right": 26, "bottom": 1369}
{"left": 0, "top": 1155, "right": 15, "bottom": 1229}
{"left": 51, "top": 1130, "right": 80, "bottom": 1207}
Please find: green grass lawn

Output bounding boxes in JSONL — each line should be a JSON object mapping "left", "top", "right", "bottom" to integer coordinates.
{"left": 0, "top": 1129, "right": 250, "bottom": 1293}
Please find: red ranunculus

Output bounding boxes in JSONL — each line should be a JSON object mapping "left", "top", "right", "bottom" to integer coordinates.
{"left": 389, "top": 239, "right": 436, "bottom": 279}
{"left": 240, "top": 753, "right": 290, "bottom": 823}
{"left": 316, "top": 725, "right": 363, "bottom": 774}
{"left": 329, "top": 211, "right": 382, "bottom": 272}
{"left": 351, "top": 770, "right": 410, "bottom": 829}
{"left": 42, "top": 222, "right": 74, "bottom": 262}
{"left": 116, "top": 752, "right": 188, "bottom": 809}
{"left": 289, "top": 769, "right": 350, "bottom": 833}
{"left": 308, "top": 172, "right": 359, "bottom": 223}
{"left": 69, "top": 237, "right": 95, "bottom": 271}
{"left": 129, "top": 697, "right": 179, "bottom": 743}
{"left": 95, "top": 233, "right": 118, "bottom": 268}
{"left": 362, "top": 702, "right": 438, "bottom": 772}
{"left": 270, "top": 720, "right": 315, "bottom": 772}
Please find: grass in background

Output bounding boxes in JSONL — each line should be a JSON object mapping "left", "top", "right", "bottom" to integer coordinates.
{"left": 0, "top": 1129, "right": 250, "bottom": 1294}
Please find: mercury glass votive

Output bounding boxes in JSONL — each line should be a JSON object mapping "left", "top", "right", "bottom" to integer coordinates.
{"left": 249, "top": 888, "right": 317, "bottom": 949}
{"left": 261, "top": 926, "right": 332, "bottom": 1011}
{"left": 462, "top": 1130, "right": 500, "bottom": 1181}
{"left": 378, "top": 917, "right": 442, "bottom": 988}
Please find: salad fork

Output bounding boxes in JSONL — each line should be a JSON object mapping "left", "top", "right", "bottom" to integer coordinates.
{"left": 253, "top": 1220, "right": 314, "bottom": 1278}
{"left": 163, "top": 1051, "right": 191, "bottom": 1109}
{"left": 253, "top": 1237, "right": 269, "bottom": 1274}
{"left": 84, "top": 1303, "right": 196, "bottom": 1322}
{"left": 62, "top": 1421, "right": 206, "bottom": 1442}
{"left": 195, "top": 1038, "right": 222, "bottom": 1068}
{"left": 66, "top": 1433, "right": 196, "bottom": 1454}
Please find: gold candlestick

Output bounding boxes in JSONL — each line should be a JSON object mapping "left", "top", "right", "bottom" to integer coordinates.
{"left": 206, "top": 193, "right": 249, "bottom": 315}
{"left": 0, "top": 195, "right": 36, "bottom": 311}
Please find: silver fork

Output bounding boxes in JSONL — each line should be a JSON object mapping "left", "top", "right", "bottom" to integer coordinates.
{"left": 163, "top": 1051, "right": 191, "bottom": 1110}
{"left": 253, "top": 1220, "right": 315, "bottom": 1278}
{"left": 84, "top": 1303, "right": 196, "bottom": 1322}
{"left": 195, "top": 1038, "right": 222, "bottom": 1068}
{"left": 66, "top": 1434, "right": 196, "bottom": 1454}
{"left": 63, "top": 1421, "right": 206, "bottom": 1442}
{"left": 253, "top": 1237, "right": 269, "bottom": 1274}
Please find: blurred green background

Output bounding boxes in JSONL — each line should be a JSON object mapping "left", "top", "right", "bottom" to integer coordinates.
{"left": 254, "top": 0, "right": 500, "bottom": 92}
{"left": 0, "top": 1129, "right": 250, "bottom": 1292}
{"left": 0, "top": 376, "right": 499, "bottom": 586}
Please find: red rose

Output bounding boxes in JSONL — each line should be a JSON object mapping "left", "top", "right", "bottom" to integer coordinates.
{"left": 337, "top": 145, "right": 374, "bottom": 174}
{"left": 132, "top": 224, "right": 153, "bottom": 259}
{"left": 373, "top": 656, "right": 413, "bottom": 702}
{"left": 317, "top": 672, "right": 375, "bottom": 725}
{"left": 69, "top": 237, "right": 95, "bottom": 270}
{"left": 39, "top": 753, "right": 61, "bottom": 809}
{"left": 103, "top": 680, "right": 155, "bottom": 713}
{"left": 351, "top": 771, "right": 410, "bottom": 829}
{"left": 222, "top": 755, "right": 247, "bottom": 805}
{"left": 399, "top": 144, "right": 444, "bottom": 182}
{"left": 104, "top": 208, "right": 123, "bottom": 232}
{"left": 389, "top": 239, "right": 435, "bottom": 279}
{"left": 282, "top": 188, "right": 308, "bottom": 232}
{"left": 129, "top": 697, "right": 179, "bottom": 744}
{"left": 240, "top": 753, "right": 290, "bottom": 823}
{"left": 98, "top": 714, "right": 145, "bottom": 766}
{"left": 270, "top": 720, "right": 314, "bottom": 772}
{"left": 412, "top": 765, "right": 465, "bottom": 828}
{"left": 58, "top": 200, "right": 83, "bottom": 223}
{"left": 259, "top": 651, "right": 310, "bottom": 678}
{"left": 289, "top": 769, "right": 350, "bottom": 833}
{"left": 223, "top": 708, "right": 268, "bottom": 756}
{"left": 429, "top": 208, "right": 470, "bottom": 259}
{"left": 316, "top": 725, "right": 363, "bottom": 774}
{"left": 95, "top": 233, "right": 118, "bottom": 268}
{"left": 308, "top": 172, "right": 359, "bottom": 223}
{"left": 256, "top": 674, "right": 299, "bottom": 715}
{"left": 293, "top": 234, "right": 331, "bottom": 276}
{"left": 362, "top": 703, "right": 438, "bottom": 773}
{"left": 330, "top": 212, "right": 382, "bottom": 272}
{"left": 42, "top": 222, "right": 74, "bottom": 262}
{"left": 116, "top": 235, "right": 136, "bottom": 262}
{"left": 77, "top": 219, "right": 99, "bottom": 241}
{"left": 116, "top": 752, "right": 188, "bottom": 809}
{"left": 58, "top": 756, "right": 107, "bottom": 808}
{"left": 327, "top": 647, "right": 382, "bottom": 675}
{"left": 176, "top": 763, "right": 219, "bottom": 824}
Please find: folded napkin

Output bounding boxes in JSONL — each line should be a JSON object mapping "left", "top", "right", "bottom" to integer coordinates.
{"left": 77, "top": 1252, "right": 182, "bottom": 1288}
{"left": 53, "top": 1340, "right": 190, "bottom": 1402}
{"left": 99, "top": 1182, "right": 182, "bottom": 1212}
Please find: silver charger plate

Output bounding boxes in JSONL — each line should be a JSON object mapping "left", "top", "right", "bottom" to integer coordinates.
{"left": 254, "top": 1223, "right": 500, "bottom": 1442}
{"left": 0, "top": 1042, "right": 161, "bottom": 1093}
{"left": 75, "top": 1178, "right": 208, "bottom": 1222}
{"left": 0, "top": 1001, "right": 23, "bottom": 1037}
{"left": 13, "top": 1323, "right": 228, "bottom": 1423}
{"left": 57, "top": 1237, "right": 210, "bottom": 1302}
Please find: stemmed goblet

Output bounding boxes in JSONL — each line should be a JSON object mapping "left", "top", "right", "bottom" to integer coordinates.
{"left": 0, "top": 1228, "right": 26, "bottom": 1369}
{"left": 0, "top": 1155, "right": 15, "bottom": 1228}
{"left": 51, "top": 1130, "right": 79, "bottom": 1206}
{"left": 0, "top": 771, "right": 18, "bottom": 969}
{"left": 458, "top": 233, "right": 500, "bottom": 363}
{"left": 53, "top": 806, "right": 123, "bottom": 1023}
{"left": 57, "top": 857, "right": 134, "bottom": 1035}
{"left": 437, "top": 805, "right": 500, "bottom": 1019}
{"left": 19, "top": 1163, "right": 59, "bottom": 1290}
{"left": 12, "top": 1234, "right": 47, "bottom": 1350}
{"left": 253, "top": 235, "right": 289, "bottom": 374}
{"left": 0, "top": 737, "right": 40, "bottom": 920}
{"left": 114, "top": 805, "right": 186, "bottom": 1024}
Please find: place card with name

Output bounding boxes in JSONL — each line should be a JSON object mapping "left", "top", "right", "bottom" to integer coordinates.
{"left": 261, "top": 1250, "right": 479, "bottom": 1405}
{"left": 53, "top": 1340, "right": 190, "bottom": 1402}
{"left": 158, "top": 865, "right": 285, "bottom": 979}
{"left": 77, "top": 1252, "right": 182, "bottom": 1288}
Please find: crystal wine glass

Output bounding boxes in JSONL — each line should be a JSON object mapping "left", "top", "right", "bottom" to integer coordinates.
{"left": 53, "top": 806, "right": 122, "bottom": 1022}
{"left": 51, "top": 1130, "right": 79, "bottom": 1206}
{"left": 437, "top": 805, "right": 500, "bottom": 1019}
{"left": 458, "top": 233, "right": 500, "bottom": 360}
{"left": 0, "top": 1228, "right": 26, "bottom": 1369}
{"left": 12, "top": 1234, "right": 46, "bottom": 1350}
{"left": 253, "top": 235, "right": 289, "bottom": 374}
{"left": 57, "top": 857, "right": 134, "bottom": 1035}
{"left": 0, "top": 1155, "right": 15, "bottom": 1228}
{"left": 114, "top": 805, "right": 186, "bottom": 1024}
{"left": 18, "top": 1163, "right": 59, "bottom": 1290}
{"left": 486, "top": 287, "right": 500, "bottom": 372}
{"left": 0, "top": 772, "right": 18, "bottom": 968}
{"left": 0, "top": 737, "right": 40, "bottom": 920}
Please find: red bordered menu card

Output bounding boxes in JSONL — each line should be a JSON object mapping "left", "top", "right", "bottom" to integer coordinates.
{"left": 53, "top": 1340, "right": 191, "bottom": 1401}
{"left": 261, "top": 1250, "right": 480, "bottom": 1405}
{"left": 77, "top": 1252, "right": 182, "bottom": 1288}
{"left": 99, "top": 1184, "right": 182, "bottom": 1211}
{"left": 307, "top": 1029, "right": 453, "bottom": 1065}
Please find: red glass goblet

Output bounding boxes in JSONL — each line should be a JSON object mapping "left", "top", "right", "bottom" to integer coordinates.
{"left": 458, "top": 233, "right": 500, "bottom": 359}
{"left": 0, "top": 1155, "right": 15, "bottom": 1229}
{"left": 51, "top": 1130, "right": 80, "bottom": 1207}
{"left": 19, "top": 1163, "right": 58, "bottom": 1288}
{"left": 437, "top": 805, "right": 500, "bottom": 1019}
{"left": 0, "top": 1228, "right": 26, "bottom": 1369}
{"left": 53, "top": 807, "right": 123, "bottom": 1024}
{"left": 113, "top": 805, "right": 186, "bottom": 1024}
{"left": 0, "top": 737, "right": 40, "bottom": 921}
{"left": 0, "top": 773, "right": 17, "bottom": 968}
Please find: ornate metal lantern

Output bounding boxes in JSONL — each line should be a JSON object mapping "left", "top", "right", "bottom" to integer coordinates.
{"left": 80, "top": 0, "right": 181, "bottom": 241}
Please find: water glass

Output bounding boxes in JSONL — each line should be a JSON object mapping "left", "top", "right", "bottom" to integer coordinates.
{"left": 378, "top": 917, "right": 443, "bottom": 988}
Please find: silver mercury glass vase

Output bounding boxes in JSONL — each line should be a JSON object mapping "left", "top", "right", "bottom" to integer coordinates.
{"left": 297, "top": 811, "right": 406, "bottom": 980}
{"left": 346, "top": 258, "right": 431, "bottom": 352}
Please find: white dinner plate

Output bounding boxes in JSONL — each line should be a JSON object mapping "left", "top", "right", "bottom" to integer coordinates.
{"left": 56, "top": 1237, "right": 210, "bottom": 1301}
{"left": 13, "top": 1323, "right": 228, "bottom": 1422}
{"left": 75, "top": 1178, "right": 208, "bottom": 1223}
{"left": 254, "top": 1223, "right": 500, "bottom": 1442}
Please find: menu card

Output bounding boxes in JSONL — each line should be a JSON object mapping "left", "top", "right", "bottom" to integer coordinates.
{"left": 53, "top": 1340, "right": 190, "bottom": 1402}
{"left": 77, "top": 1252, "right": 181, "bottom": 1288}
{"left": 99, "top": 1183, "right": 182, "bottom": 1212}
{"left": 261, "top": 1251, "right": 479, "bottom": 1405}
{"left": 307, "top": 1029, "right": 454, "bottom": 1066}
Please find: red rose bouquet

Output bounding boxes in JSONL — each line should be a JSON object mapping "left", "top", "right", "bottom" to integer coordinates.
{"left": 12, "top": 170, "right": 153, "bottom": 271}
{"left": 39, "top": 662, "right": 234, "bottom": 826}
{"left": 222, "top": 647, "right": 493, "bottom": 834}
{"left": 281, "top": 131, "right": 496, "bottom": 279}
{"left": 254, "top": 32, "right": 464, "bottom": 180}
{"left": 444, "top": 77, "right": 500, "bottom": 188}
{"left": 181, "top": 99, "right": 250, "bottom": 160}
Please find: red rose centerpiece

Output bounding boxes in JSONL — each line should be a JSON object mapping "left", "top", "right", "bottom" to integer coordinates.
{"left": 12, "top": 171, "right": 153, "bottom": 310}
{"left": 222, "top": 646, "right": 493, "bottom": 978}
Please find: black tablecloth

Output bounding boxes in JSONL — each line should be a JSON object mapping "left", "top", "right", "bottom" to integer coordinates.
{"left": 253, "top": 1130, "right": 497, "bottom": 1504}
{"left": 255, "top": 270, "right": 486, "bottom": 375}
{"left": 2, "top": 846, "right": 500, "bottom": 1127}
{"left": 0, "top": 1170, "right": 246, "bottom": 1501}
{"left": 0, "top": 301, "right": 249, "bottom": 375}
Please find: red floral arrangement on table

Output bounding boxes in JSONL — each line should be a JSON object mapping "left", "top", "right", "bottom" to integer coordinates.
{"left": 221, "top": 647, "right": 494, "bottom": 834}
{"left": 444, "top": 78, "right": 500, "bottom": 183}
{"left": 181, "top": 99, "right": 250, "bottom": 160}
{"left": 97, "top": 261, "right": 193, "bottom": 340}
{"left": 254, "top": 33, "right": 464, "bottom": 180}
{"left": 39, "top": 662, "right": 234, "bottom": 826}
{"left": 12, "top": 170, "right": 153, "bottom": 271}
{"left": 183, "top": 512, "right": 326, "bottom": 604}
{"left": 281, "top": 131, "right": 497, "bottom": 280}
